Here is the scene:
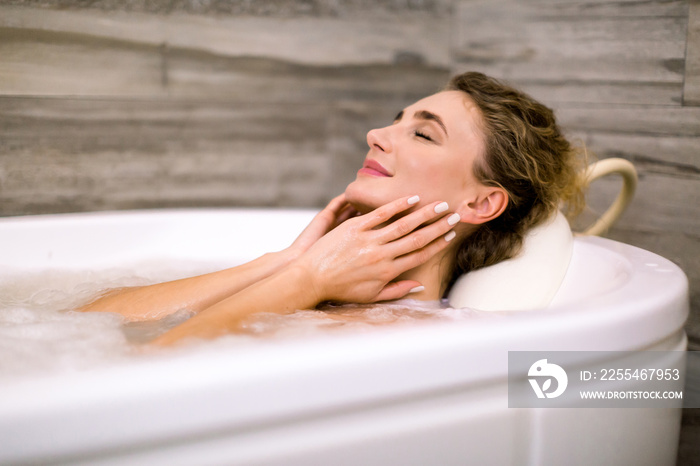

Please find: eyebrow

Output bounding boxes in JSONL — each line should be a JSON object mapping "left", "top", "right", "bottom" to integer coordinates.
{"left": 393, "top": 109, "right": 448, "bottom": 137}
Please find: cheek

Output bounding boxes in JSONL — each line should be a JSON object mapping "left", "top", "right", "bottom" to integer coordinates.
{"left": 405, "top": 157, "right": 442, "bottom": 182}
{"left": 408, "top": 161, "right": 463, "bottom": 198}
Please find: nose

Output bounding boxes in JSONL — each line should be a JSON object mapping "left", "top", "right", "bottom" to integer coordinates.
{"left": 366, "top": 126, "right": 393, "bottom": 153}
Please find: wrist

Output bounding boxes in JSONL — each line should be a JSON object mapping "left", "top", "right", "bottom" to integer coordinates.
{"left": 264, "top": 249, "right": 298, "bottom": 271}
{"left": 281, "top": 261, "right": 325, "bottom": 309}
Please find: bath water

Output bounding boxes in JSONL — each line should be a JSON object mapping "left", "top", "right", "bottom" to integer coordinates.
{"left": 0, "top": 263, "right": 492, "bottom": 379}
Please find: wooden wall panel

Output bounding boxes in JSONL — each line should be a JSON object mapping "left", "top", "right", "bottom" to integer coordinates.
{"left": 0, "top": 26, "right": 446, "bottom": 103}
{"left": 685, "top": 1, "right": 700, "bottom": 104}
{"left": 0, "top": 4, "right": 452, "bottom": 67}
{"left": 557, "top": 105, "right": 700, "bottom": 239}
{"left": 0, "top": 98, "right": 331, "bottom": 213}
{"left": 0, "top": 5, "right": 450, "bottom": 97}
{"left": 453, "top": 0, "right": 688, "bottom": 105}
{"left": 0, "top": 28, "right": 164, "bottom": 97}
{"left": 0, "top": 64, "right": 447, "bottom": 215}
{"left": 0, "top": 5, "right": 450, "bottom": 215}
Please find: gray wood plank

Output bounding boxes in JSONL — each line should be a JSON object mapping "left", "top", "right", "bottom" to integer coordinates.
{"left": 572, "top": 132, "right": 700, "bottom": 173}
{"left": 579, "top": 168, "right": 700, "bottom": 236}
{"left": 0, "top": 148, "right": 333, "bottom": 213}
{"left": 0, "top": 27, "right": 448, "bottom": 99}
{"left": 684, "top": 1, "right": 700, "bottom": 105}
{"left": 453, "top": 0, "right": 688, "bottom": 105}
{"left": 514, "top": 81, "right": 683, "bottom": 106}
{"left": 493, "top": 0, "right": 687, "bottom": 18}
{"left": 0, "top": 98, "right": 331, "bottom": 214}
{"left": 0, "top": 28, "right": 164, "bottom": 97}
{"left": 0, "top": 0, "right": 453, "bottom": 17}
{"left": 556, "top": 105, "right": 700, "bottom": 136}
{"left": 0, "top": 90, "right": 449, "bottom": 215}
{"left": 0, "top": 5, "right": 451, "bottom": 70}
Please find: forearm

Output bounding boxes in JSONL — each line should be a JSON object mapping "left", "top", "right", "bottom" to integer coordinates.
{"left": 152, "top": 265, "right": 317, "bottom": 345}
{"left": 80, "top": 250, "right": 296, "bottom": 321}
{"left": 149, "top": 196, "right": 459, "bottom": 344}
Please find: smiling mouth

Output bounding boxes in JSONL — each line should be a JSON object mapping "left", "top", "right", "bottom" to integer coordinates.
{"left": 358, "top": 159, "right": 392, "bottom": 177}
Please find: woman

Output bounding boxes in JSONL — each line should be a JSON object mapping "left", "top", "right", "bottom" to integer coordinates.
{"left": 81, "top": 72, "right": 585, "bottom": 345}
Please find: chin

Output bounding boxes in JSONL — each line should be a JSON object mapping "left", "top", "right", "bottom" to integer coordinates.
{"left": 344, "top": 180, "right": 388, "bottom": 214}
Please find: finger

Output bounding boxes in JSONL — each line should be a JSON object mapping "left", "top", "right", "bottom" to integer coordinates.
{"left": 323, "top": 193, "right": 348, "bottom": 215}
{"left": 358, "top": 195, "right": 420, "bottom": 230}
{"left": 334, "top": 203, "right": 359, "bottom": 227}
{"left": 392, "top": 227, "right": 458, "bottom": 273}
{"left": 371, "top": 280, "right": 423, "bottom": 303}
{"left": 375, "top": 201, "right": 450, "bottom": 243}
{"left": 385, "top": 210, "right": 459, "bottom": 257}
{"left": 308, "top": 194, "right": 349, "bottom": 229}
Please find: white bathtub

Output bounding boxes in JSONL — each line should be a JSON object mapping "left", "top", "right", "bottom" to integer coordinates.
{"left": 0, "top": 209, "right": 689, "bottom": 466}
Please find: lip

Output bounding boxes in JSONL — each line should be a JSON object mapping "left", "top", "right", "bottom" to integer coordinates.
{"left": 358, "top": 159, "right": 392, "bottom": 177}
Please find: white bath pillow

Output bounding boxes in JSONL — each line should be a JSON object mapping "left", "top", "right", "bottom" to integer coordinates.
{"left": 447, "top": 211, "right": 573, "bottom": 311}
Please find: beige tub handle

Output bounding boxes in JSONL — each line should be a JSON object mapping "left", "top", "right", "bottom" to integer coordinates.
{"left": 581, "top": 158, "right": 638, "bottom": 236}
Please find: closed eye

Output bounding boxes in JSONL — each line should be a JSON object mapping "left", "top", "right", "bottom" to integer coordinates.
{"left": 414, "top": 130, "right": 433, "bottom": 142}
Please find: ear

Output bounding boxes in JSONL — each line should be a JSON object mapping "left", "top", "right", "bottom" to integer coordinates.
{"left": 458, "top": 187, "right": 508, "bottom": 225}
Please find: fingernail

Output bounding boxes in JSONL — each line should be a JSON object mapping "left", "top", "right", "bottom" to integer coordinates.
{"left": 409, "top": 285, "right": 425, "bottom": 294}
{"left": 447, "top": 213, "right": 461, "bottom": 225}
{"left": 407, "top": 195, "right": 420, "bottom": 205}
{"left": 444, "top": 231, "right": 457, "bottom": 242}
{"left": 434, "top": 202, "right": 449, "bottom": 214}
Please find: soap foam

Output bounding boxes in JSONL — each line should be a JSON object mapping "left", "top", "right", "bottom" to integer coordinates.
{"left": 0, "top": 263, "right": 490, "bottom": 379}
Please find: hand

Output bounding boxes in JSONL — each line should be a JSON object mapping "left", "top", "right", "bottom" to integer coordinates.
{"left": 285, "top": 193, "right": 359, "bottom": 260}
{"left": 293, "top": 196, "right": 458, "bottom": 304}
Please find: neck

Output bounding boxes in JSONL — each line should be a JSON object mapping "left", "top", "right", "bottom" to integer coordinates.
{"left": 397, "top": 244, "right": 457, "bottom": 301}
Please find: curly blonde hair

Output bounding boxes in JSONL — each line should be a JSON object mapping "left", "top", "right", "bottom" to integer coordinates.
{"left": 445, "top": 72, "right": 587, "bottom": 291}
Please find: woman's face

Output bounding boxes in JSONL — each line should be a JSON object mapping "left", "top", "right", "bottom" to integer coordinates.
{"left": 345, "top": 91, "right": 487, "bottom": 215}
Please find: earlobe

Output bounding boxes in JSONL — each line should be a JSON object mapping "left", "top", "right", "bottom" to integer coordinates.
{"left": 458, "top": 188, "right": 508, "bottom": 225}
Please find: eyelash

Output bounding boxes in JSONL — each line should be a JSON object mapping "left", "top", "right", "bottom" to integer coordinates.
{"left": 414, "top": 130, "right": 433, "bottom": 142}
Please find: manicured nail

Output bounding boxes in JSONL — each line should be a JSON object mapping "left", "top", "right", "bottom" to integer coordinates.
{"left": 407, "top": 195, "right": 420, "bottom": 205}
{"left": 444, "top": 231, "right": 457, "bottom": 242}
{"left": 409, "top": 285, "right": 425, "bottom": 294}
{"left": 447, "top": 213, "right": 461, "bottom": 225}
{"left": 434, "top": 202, "right": 449, "bottom": 214}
